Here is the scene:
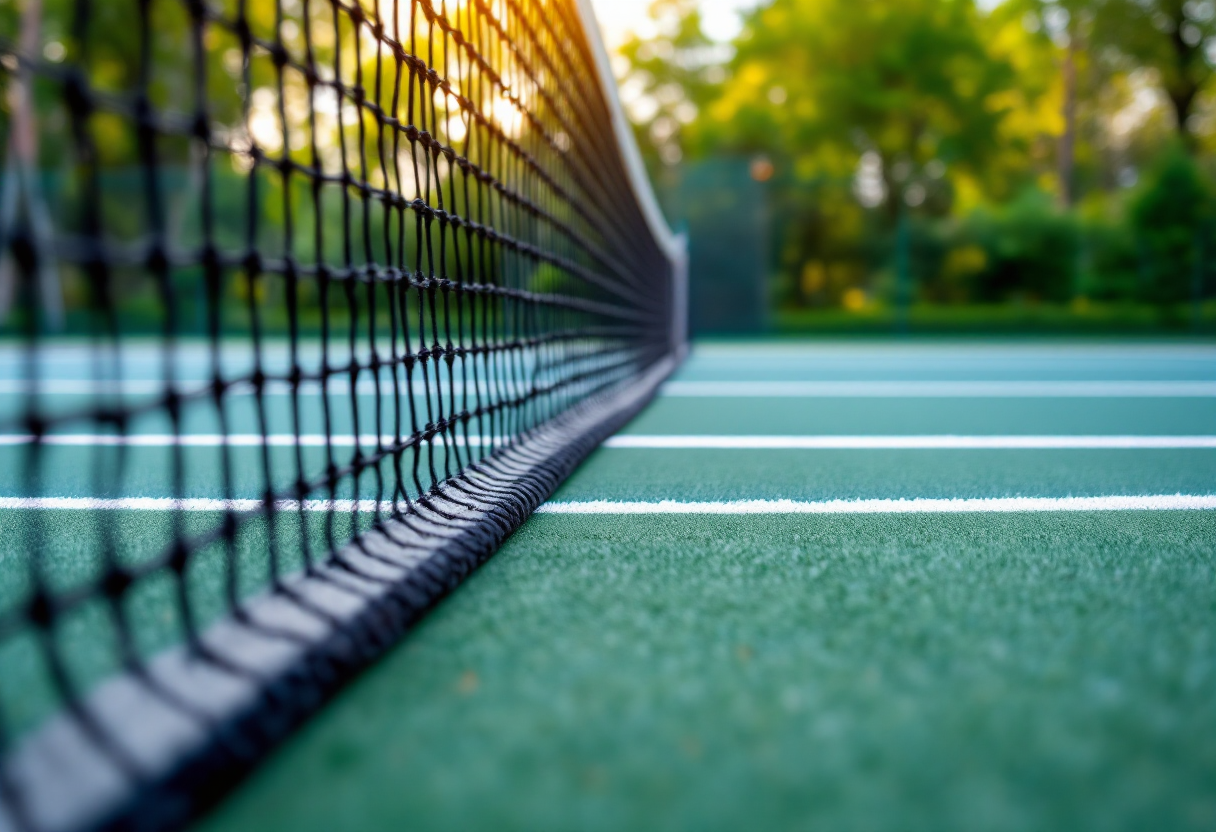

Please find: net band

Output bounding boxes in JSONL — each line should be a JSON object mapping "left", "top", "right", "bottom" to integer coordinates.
{"left": 0, "top": 0, "right": 684, "bottom": 827}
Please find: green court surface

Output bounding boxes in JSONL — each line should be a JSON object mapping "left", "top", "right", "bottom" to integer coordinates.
{"left": 187, "top": 341, "right": 1216, "bottom": 832}
{"left": 4, "top": 342, "right": 1215, "bottom": 830}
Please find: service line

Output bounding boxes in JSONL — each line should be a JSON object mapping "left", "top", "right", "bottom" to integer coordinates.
{"left": 537, "top": 496, "right": 1216, "bottom": 515}
{"left": 661, "top": 381, "right": 1216, "bottom": 398}
{"left": 5, "top": 380, "right": 1215, "bottom": 398}
{"left": 3, "top": 435, "right": 1215, "bottom": 449}
{"left": 0, "top": 434, "right": 497, "bottom": 447}
{"left": 603, "top": 435, "right": 1216, "bottom": 450}
{"left": 4, "top": 495, "right": 1214, "bottom": 514}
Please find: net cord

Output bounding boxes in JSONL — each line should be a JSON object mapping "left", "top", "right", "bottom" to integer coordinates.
{"left": 572, "top": 0, "right": 688, "bottom": 357}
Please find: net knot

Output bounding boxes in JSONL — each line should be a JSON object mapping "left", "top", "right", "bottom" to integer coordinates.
{"left": 98, "top": 408, "right": 127, "bottom": 433}
{"left": 62, "top": 68, "right": 94, "bottom": 118}
{"left": 6, "top": 229, "right": 39, "bottom": 275}
{"left": 146, "top": 244, "right": 170, "bottom": 275}
{"left": 191, "top": 112, "right": 211, "bottom": 142}
{"left": 168, "top": 542, "right": 190, "bottom": 575}
{"left": 27, "top": 590, "right": 55, "bottom": 629}
{"left": 102, "top": 567, "right": 133, "bottom": 601}
{"left": 23, "top": 413, "right": 47, "bottom": 441}
{"left": 234, "top": 17, "right": 252, "bottom": 49}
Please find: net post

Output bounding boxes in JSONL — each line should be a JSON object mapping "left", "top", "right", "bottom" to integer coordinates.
{"left": 672, "top": 232, "right": 690, "bottom": 359}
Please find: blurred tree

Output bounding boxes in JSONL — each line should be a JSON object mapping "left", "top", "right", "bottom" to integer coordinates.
{"left": 1091, "top": 0, "right": 1216, "bottom": 146}
{"left": 1129, "top": 141, "right": 1212, "bottom": 302}
{"left": 707, "top": 0, "right": 1018, "bottom": 219}
{"left": 615, "top": 0, "right": 727, "bottom": 173}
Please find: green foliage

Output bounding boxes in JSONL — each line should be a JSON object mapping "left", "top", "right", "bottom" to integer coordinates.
{"left": 716, "top": 0, "right": 1016, "bottom": 206}
{"left": 614, "top": 0, "right": 1216, "bottom": 322}
{"left": 617, "top": 0, "right": 727, "bottom": 172}
{"left": 1091, "top": 0, "right": 1216, "bottom": 142}
{"left": 961, "top": 190, "right": 1080, "bottom": 303}
{"left": 1129, "top": 143, "right": 1213, "bottom": 303}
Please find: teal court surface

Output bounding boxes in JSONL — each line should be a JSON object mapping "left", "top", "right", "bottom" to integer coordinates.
{"left": 4, "top": 340, "right": 1216, "bottom": 831}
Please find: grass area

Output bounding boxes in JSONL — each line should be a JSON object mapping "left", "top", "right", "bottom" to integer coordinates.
{"left": 774, "top": 301, "right": 1216, "bottom": 335}
{"left": 199, "top": 512, "right": 1216, "bottom": 832}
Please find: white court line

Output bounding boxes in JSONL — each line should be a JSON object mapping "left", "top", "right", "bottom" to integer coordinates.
{"left": 3, "top": 380, "right": 1215, "bottom": 397}
{"left": 537, "top": 496, "right": 1216, "bottom": 514}
{"left": 4, "top": 495, "right": 1214, "bottom": 514}
{"left": 0, "top": 497, "right": 391, "bottom": 512}
{"left": 603, "top": 435, "right": 1216, "bottom": 450}
{"left": 0, "top": 380, "right": 503, "bottom": 396}
{"left": 3, "top": 435, "right": 1215, "bottom": 449}
{"left": 0, "top": 434, "right": 496, "bottom": 447}
{"left": 661, "top": 381, "right": 1216, "bottom": 397}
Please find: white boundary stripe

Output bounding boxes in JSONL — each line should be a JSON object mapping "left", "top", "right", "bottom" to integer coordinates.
{"left": 8, "top": 380, "right": 1213, "bottom": 398}
{"left": 537, "top": 496, "right": 1216, "bottom": 515}
{"left": 661, "top": 381, "right": 1216, "bottom": 398}
{"left": 0, "top": 497, "right": 393, "bottom": 512}
{"left": 5, "top": 495, "right": 1214, "bottom": 514}
{"left": 0, "top": 434, "right": 498, "bottom": 447}
{"left": 603, "top": 435, "right": 1216, "bottom": 450}
{"left": 0, "top": 380, "right": 511, "bottom": 395}
{"left": 4, "top": 434, "right": 1215, "bottom": 449}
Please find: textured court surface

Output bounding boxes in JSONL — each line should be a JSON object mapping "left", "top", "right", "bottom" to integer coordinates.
{"left": 9, "top": 341, "right": 1216, "bottom": 831}
{"left": 180, "top": 341, "right": 1216, "bottom": 832}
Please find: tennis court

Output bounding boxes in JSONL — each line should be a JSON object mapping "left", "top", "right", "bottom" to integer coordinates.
{"left": 2, "top": 0, "right": 1215, "bottom": 828}
{"left": 180, "top": 339, "right": 1216, "bottom": 832}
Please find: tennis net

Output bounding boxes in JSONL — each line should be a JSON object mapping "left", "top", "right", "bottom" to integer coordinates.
{"left": 0, "top": 0, "right": 684, "bottom": 828}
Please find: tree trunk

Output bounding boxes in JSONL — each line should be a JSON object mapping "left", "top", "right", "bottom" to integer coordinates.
{"left": 1059, "top": 32, "right": 1078, "bottom": 207}
{"left": 1165, "top": 11, "right": 1203, "bottom": 147}
{"left": 1167, "top": 84, "right": 1199, "bottom": 147}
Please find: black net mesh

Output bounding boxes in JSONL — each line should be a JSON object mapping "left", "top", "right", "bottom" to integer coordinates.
{"left": 0, "top": 0, "right": 676, "bottom": 825}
